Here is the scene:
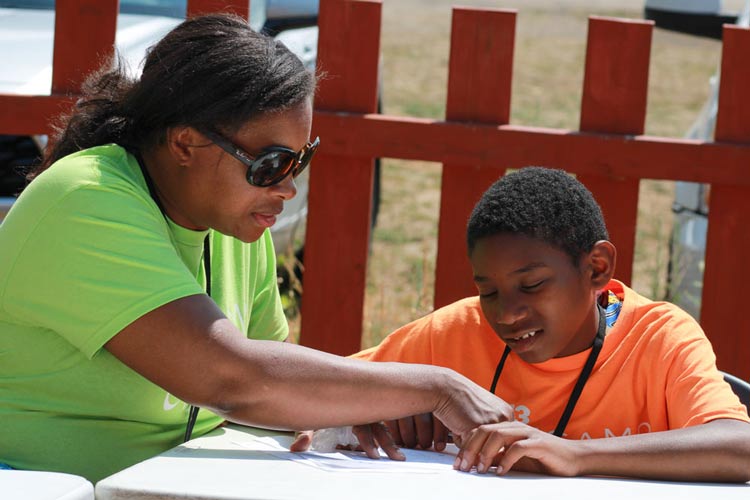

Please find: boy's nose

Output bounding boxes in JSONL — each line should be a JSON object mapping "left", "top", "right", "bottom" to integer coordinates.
{"left": 495, "top": 296, "right": 528, "bottom": 326}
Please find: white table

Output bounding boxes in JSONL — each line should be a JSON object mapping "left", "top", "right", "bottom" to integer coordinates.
{"left": 1, "top": 470, "right": 94, "bottom": 500}
{"left": 95, "top": 425, "right": 750, "bottom": 500}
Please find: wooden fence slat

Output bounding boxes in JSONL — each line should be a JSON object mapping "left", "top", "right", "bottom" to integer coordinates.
{"left": 701, "top": 25, "right": 750, "bottom": 380}
{"left": 300, "top": 0, "right": 382, "bottom": 355}
{"left": 434, "top": 7, "right": 516, "bottom": 309}
{"left": 310, "top": 112, "right": 750, "bottom": 186}
{"left": 578, "top": 16, "right": 653, "bottom": 286}
{"left": 0, "top": 95, "right": 76, "bottom": 136}
{"left": 714, "top": 27, "right": 750, "bottom": 144}
{"left": 187, "top": 0, "right": 250, "bottom": 19}
{"left": 52, "top": 0, "right": 118, "bottom": 94}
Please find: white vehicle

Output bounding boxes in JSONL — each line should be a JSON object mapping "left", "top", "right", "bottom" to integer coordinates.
{"left": 645, "top": 0, "right": 750, "bottom": 319}
{"left": 0, "top": 0, "right": 319, "bottom": 255}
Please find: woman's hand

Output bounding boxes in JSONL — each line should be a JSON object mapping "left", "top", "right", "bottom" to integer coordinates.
{"left": 433, "top": 372, "right": 515, "bottom": 442}
{"left": 454, "top": 421, "right": 581, "bottom": 476}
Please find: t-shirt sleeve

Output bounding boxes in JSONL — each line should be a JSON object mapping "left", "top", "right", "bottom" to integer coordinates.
{"left": 3, "top": 181, "right": 204, "bottom": 359}
{"left": 245, "top": 230, "right": 288, "bottom": 342}
{"left": 662, "top": 314, "right": 750, "bottom": 427}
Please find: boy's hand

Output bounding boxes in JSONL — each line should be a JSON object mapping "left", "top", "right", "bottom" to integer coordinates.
{"left": 351, "top": 423, "right": 405, "bottom": 460}
{"left": 385, "top": 413, "right": 451, "bottom": 451}
{"left": 454, "top": 421, "right": 581, "bottom": 476}
{"left": 290, "top": 424, "right": 405, "bottom": 461}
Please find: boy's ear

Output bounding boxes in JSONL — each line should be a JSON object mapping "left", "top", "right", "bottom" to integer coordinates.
{"left": 586, "top": 240, "right": 616, "bottom": 289}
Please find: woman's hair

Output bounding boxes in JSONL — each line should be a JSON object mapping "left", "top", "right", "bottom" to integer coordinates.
{"left": 466, "top": 166, "right": 609, "bottom": 266}
{"left": 32, "top": 13, "right": 315, "bottom": 176}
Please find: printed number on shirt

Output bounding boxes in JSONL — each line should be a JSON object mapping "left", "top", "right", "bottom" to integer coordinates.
{"left": 513, "top": 404, "right": 531, "bottom": 423}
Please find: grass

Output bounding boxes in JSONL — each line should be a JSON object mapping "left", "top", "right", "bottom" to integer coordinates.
{"left": 287, "top": 0, "right": 724, "bottom": 349}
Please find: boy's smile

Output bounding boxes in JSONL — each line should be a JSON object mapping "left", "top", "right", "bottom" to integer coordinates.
{"left": 470, "top": 233, "right": 604, "bottom": 363}
{"left": 506, "top": 328, "right": 541, "bottom": 354}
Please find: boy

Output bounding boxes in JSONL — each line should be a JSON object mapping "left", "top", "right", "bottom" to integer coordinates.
{"left": 354, "top": 167, "right": 750, "bottom": 482}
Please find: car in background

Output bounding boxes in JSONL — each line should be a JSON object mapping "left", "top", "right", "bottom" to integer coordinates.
{"left": 0, "top": 0, "right": 319, "bottom": 256}
{"left": 645, "top": 0, "right": 750, "bottom": 319}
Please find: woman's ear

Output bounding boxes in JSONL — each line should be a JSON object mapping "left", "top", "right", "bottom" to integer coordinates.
{"left": 166, "top": 126, "right": 204, "bottom": 167}
{"left": 587, "top": 240, "right": 616, "bottom": 289}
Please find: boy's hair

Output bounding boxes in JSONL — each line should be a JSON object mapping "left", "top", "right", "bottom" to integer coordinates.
{"left": 467, "top": 167, "right": 609, "bottom": 265}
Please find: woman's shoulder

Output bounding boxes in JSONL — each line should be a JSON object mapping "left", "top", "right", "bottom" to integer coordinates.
{"left": 1, "top": 145, "right": 155, "bottom": 245}
{"left": 15, "top": 145, "right": 144, "bottom": 213}
{"left": 40, "top": 144, "right": 140, "bottom": 189}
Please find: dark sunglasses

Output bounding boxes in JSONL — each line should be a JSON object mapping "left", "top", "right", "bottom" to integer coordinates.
{"left": 203, "top": 130, "right": 320, "bottom": 187}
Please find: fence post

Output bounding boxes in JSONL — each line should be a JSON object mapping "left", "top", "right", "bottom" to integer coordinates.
{"left": 300, "top": 0, "right": 381, "bottom": 354}
{"left": 434, "top": 7, "right": 516, "bottom": 309}
{"left": 578, "top": 17, "right": 653, "bottom": 286}
{"left": 701, "top": 25, "right": 750, "bottom": 380}
{"left": 52, "top": 0, "right": 118, "bottom": 95}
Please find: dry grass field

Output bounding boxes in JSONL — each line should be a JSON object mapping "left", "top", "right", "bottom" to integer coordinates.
{"left": 289, "top": 0, "right": 727, "bottom": 348}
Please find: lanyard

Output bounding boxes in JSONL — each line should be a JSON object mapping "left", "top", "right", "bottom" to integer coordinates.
{"left": 183, "top": 236, "right": 208, "bottom": 442}
{"left": 489, "top": 303, "right": 606, "bottom": 437}
{"left": 134, "top": 153, "right": 207, "bottom": 443}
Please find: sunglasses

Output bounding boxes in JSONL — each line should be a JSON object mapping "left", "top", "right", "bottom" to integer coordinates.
{"left": 203, "top": 130, "right": 320, "bottom": 187}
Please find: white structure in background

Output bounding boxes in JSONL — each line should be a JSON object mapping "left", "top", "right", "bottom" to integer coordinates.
{"left": 645, "top": 0, "right": 750, "bottom": 319}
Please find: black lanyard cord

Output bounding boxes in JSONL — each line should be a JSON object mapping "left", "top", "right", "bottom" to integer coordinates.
{"left": 489, "top": 346, "right": 511, "bottom": 395}
{"left": 490, "top": 304, "right": 607, "bottom": 438}
{"left": 133, "top": 151, "right": 208, "bottom": 444}
{"left": 183, "top": 236, "right": 210, "bottom": 443}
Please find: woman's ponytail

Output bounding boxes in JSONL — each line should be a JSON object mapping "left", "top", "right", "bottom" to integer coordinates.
{"left": 31, "top": 60, "right": 136, "bottom": 178}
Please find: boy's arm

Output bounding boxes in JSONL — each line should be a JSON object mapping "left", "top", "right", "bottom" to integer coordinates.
{"left": 575, "top": 418, "right": 750, "bottom": 481}
{"left": 456, "top": 418, "right": 750, "bottom": 483}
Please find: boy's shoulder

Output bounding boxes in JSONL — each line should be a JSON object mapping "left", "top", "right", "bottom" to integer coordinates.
{"left": 429, "top": 296, "right": 486, "bottom": 328}
{"left": 404, "top": 296, "right": 500, "bottom": 347}
{"left": 355, "top": 296, "right": 499, "bottom": 362}
{"left": 613, "top": 279, "right": 699, "bottom": 325}
{"left": 609, "top": 279, "right": 707, "bottom": 350}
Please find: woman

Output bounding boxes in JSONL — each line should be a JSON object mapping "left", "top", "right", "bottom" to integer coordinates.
{"left": 0, "top": 14, "right": 511, "bottom": 482}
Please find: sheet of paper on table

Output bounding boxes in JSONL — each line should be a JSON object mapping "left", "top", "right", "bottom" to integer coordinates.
{"left": 228, "top": 431, "right": 459, "bottom": 474}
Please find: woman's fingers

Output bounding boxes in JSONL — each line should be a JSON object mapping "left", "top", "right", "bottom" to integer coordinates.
{"left": 289, "top": 430, "right": 314, "bottom": 452}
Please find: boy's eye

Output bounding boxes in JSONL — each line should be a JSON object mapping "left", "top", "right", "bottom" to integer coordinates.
{"left": 521, "top": 280, "right": 545, "bottom": 292}
{"left": 478, "top": 290, "right": 497, "bottom": 299}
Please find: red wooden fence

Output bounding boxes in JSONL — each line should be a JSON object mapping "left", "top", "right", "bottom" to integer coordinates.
{"left": 1, "top": 0, "right": 749, "bottom": 379}
{"left": 303, "top": 0, "right": 750, "bottom": 381}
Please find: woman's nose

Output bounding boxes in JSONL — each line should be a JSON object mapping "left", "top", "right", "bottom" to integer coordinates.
{"left": 273, "top": 175, "right": 297, "bottom": 201}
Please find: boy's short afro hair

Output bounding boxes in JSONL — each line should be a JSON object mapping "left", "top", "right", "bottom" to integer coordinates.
{"left": 467, "top": 167, "right": 609, "bottom": 264}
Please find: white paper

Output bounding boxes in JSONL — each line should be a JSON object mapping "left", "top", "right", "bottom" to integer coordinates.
{"left": 233, "top": 434, "right": 458, "bottom": 474}
{"left": 266, "top": 447, "right": 457, "bottom": 473}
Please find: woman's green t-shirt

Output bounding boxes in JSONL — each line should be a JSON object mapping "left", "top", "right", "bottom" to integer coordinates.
{"left": 0, "top": 144, "right": 288, "bottom": 481}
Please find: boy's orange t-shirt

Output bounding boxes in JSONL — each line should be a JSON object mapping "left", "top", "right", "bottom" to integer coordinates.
{"left": 354, "top": 280, "right": 749, "bottom": 439}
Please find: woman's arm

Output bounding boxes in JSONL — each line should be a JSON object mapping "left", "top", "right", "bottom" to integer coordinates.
{"left": 456, "top": 418, "right": 750, "bottom": 483}
{"left": 105, "top": 294, "right": 514, "bottom": 437}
